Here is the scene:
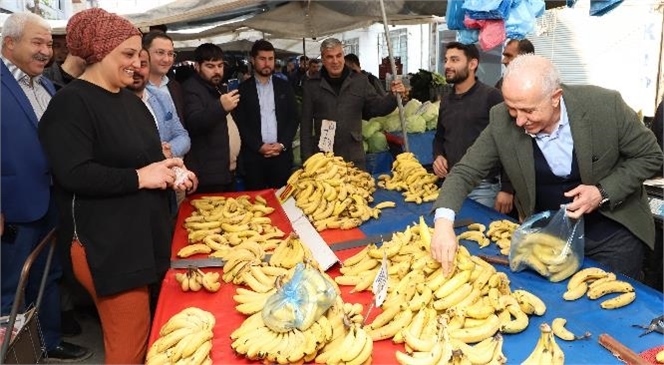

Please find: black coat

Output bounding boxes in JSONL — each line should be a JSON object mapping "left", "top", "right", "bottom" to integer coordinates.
{"left": 182, "top": 73, "right": 232, "bottom": 188}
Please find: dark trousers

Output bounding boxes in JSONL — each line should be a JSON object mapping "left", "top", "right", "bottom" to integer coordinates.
{"left": 1, "top": 200, "right": 61, "bottom": 350}
{"left": 243, "top": 153, "right": 293, "bottom": 191}
{"left": 585, "top": 225, "right": 646, "bottom": 280}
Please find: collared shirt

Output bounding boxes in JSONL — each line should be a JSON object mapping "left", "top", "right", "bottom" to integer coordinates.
{"left": 148, "top": 74, "right": 170, "bottom": 89}
{"left": 256, "top": 76, "right": 278, "bottom": 144}
{"left": 434, "top": 98, "right": 574, "bottom": 223}
{"left": 1, "top": 56, "right": 51, "bottom": 120}
{"left": 140, "top": 89, "right": 159, "bottom": 130}
{"left": 531, "top": 97, "right": 573, "bottom": 177}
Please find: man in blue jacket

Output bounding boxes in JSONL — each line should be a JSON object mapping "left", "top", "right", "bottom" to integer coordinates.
{"left": 1, "top": 12, "right": 89, "bottom": 361}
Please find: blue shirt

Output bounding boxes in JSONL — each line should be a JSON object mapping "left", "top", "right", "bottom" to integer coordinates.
{"left": 256, "top": 76, "right": 278, "bottom": 144}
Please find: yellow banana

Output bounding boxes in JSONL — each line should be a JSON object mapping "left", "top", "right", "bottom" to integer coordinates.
{"left": 449, "top": 314, "right": 500, "bottom": 344}
{"left": 551, "top": 317, "right": 576, "bottom": 341}
{"left": 566, "top": 267, "right": 607, "bottom": 290}
{"left": 366, "top": 308, "right": 414, "bottom": 341}
{"left": 177, "top": 243, "right": 212, "bottom": 258}
{"left": 600, "top": 291, "right": 636, "bottom": 309}
{"left": 563, "top": 282, "right": 588, "bottom": 301}
{"left": 587, "top": 280, "right": 634, "bottom": 300}
{"left": 512, "top": 289, "right": 546, "bottom": 316}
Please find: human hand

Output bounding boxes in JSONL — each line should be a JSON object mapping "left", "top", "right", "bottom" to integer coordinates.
{"left": 432, "top": 155, "right": 449, "bottom": 178}
{"left": 390, "top": 80, "right": 406, "bottom": 95}
{"left": 220, "top": 89, "right": 240, "bottom": 112}
{"left": 259, "top": 143, "right": 282, "bottom": 158}
{"left": 173, "top": 164, "right": 198, "bottom": 193}
{"left": 563, "top": 184, "right": 603, "bottom": 219}
{"left": 431, "top": 218, "right": 459, "bottom": 277}
{"left": 494, "top": 191, "right": 514, "bottom": 214}
{"left": 161, "top": 142, "right": 173, "bottom": 158}
{"left": 136, "top": 158, "right": 183, "bottom": 190}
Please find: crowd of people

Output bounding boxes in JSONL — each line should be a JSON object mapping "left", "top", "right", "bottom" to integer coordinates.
{"left": 0, "top": 7, "right": 662, "bottom": 364}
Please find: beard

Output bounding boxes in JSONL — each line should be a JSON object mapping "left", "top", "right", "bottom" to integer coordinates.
{"left": 207, "top": 74, "right": 222, "bottom": 86}
{"left": 445, "top": 67, "right": 470, "bottom": 84}
{"left": 257, "top": 67, "right": 273, "bottom": 77}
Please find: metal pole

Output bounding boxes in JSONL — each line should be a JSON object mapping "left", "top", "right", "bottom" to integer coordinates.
{"left": 379, "top": 0, "right": 409, "bottom": 152}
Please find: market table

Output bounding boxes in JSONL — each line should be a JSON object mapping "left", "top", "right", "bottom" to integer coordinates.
{"left": 150, "top": 188, "right": 664, "bottom": 364}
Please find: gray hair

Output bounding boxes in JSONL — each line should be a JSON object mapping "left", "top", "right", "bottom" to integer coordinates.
{"left": 1, "top": 12, "right": 51, "bottom": 47}
{"left": 320, "top": 38, "right": 342, "bottom": 54}
{"left": 504, "top": 53, "right": 560, "bottom": 96}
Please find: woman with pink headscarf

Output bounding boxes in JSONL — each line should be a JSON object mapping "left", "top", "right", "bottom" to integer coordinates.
{"left": 38, "top": 8, "right": 197, "bottom": 363}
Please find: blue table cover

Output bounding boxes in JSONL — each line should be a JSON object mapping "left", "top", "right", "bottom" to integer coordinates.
{"left": 358, "top": 188, "right": 664, "bottom": 364}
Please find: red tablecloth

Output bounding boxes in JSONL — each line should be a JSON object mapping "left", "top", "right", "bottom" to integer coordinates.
{"left": 150, "top": 190, "right": 393, "bottom": 364}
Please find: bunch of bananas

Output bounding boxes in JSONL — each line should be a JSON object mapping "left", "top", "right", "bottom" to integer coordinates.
{"left": 174, "top": 267, "right": 221, "bottom": 292}
{"left": 377, "top": 152, "right": 439, "bottom": 204}
{"left": 335, "top": 216, "right": 546, "bottom": 356}
{"left": 146, "top": 307, "right": 215, "bottom": 365}
{"left": 396, "top": 314, "right": 507, "bottom": 365}
{"left": 522, "top": 323, "right": 564, "bottom": 365}
{"left": 287, "top": 152, "right": 389, "bottom": 231}
{"left": 318, "top": 322, "right": 373, "bottom": 365}
{"left": 486, "top": 219, "right": 519, "bottom": 255}
{"left": 551, "top": 317, "right": 591, "bottom": 341}
{"left": 231, "top": 310, "right": 334, "bottom": 364}
{"left": 269, "top": 233, "right": 316, "bottom": 269}
{"left": 221, "top": 240, "right": 266, "bottom": 284}
{"left": 562, "top": 267, "right": 636, "bottom": 309}
{"left": 178, "top": 195, "right": 286, "bottom": 258}
{"left": 456, "top": 223, "right": 491, "bottom": 248}
{"left": 510, "top": 232, "right": 581, "bottom": 282}
{"left": 342, "top": 302, "right": 366, "bottom": 325}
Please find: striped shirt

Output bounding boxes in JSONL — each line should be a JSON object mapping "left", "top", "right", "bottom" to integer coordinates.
{"left": 1, "top": 56, "right": 51, "bottom": 120}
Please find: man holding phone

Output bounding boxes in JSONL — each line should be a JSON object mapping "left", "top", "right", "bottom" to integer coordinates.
{"left": 182, "top": 43, "right": 241, "bottom": 193}
{"left": 233, "top": 39, "right": 299, "bottom": 190}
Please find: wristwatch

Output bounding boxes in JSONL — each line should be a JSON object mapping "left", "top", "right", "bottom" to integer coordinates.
{"left": 596, "top": 183, "right": 610, "bottom": 207}
{"left": 279, "top": 143, "right": 286, "bottom": 152}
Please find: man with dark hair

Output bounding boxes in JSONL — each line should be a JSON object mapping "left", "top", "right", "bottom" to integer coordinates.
{"left": 300, "top": 38, "right": 406, "bottom": 169}
{"left": 143, "top": 31, "right": 186, "bottom": 123}
{"left": 182, "top": 43, "right": 241, "bottom": 193}
{"left": 496, "top": 38, "right": 535, "bottom": 89}
{"left": 290, "top": 55, "right": 309, "bottom": 96}
{"left": 233, "top": 39, "right": 299, "bottom": 190}
{"left": 433, "top": 42, "right": 514, "bottom": 214}
{"left": 344, "top": 53, "right": 386, "bottom": 96}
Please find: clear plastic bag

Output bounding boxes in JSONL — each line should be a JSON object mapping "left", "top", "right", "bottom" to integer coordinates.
{"left": 261, "top": 263, "right": 337, "bottom": 332}
{"left": 509, "top": 205, "right": 585, "bottom": 282}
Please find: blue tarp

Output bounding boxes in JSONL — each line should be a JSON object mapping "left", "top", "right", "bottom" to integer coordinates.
{"left": 358, "top": 189, "right": 664, "bottom": 364}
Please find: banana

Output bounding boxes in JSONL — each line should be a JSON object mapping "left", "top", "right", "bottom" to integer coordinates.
{"left": 522, "top": 322, "right": 564, "bottom": 365}
{"left": 587, "top": 280, "right": 634, "bottom": 300}
{"left": 151, "top": 326, "right": 195, "bottom": 353}
{"left": 656, "top": 349, "right": 664, "bottom": 363}
{"left": 566, "top": 267, "right": 607, "bottom": 290}
{"left": 177, "top": 243, "right": 213, "bottom": 258}
{"left": 341, "top": 326, "right": 369, "bottom": 362}
{"left": 395, "top": 341, "right": 444, "bottom": 365}
{"left": 451, "top": 336, "right": 499, "bottom": 365}
{"left": 449, "top": 314, "right": 500, "bottom": 344}
{"left": 434, "top": 269, "right": 472, "bottom": 299}
{"left": 403, "top": 328, "right": 436, "bottom": 352}
{"left": 345, "top": 330, "right": 373, "bottom": 365}
{"left": 368, "top": 304, "right": 402, "bottom": 330}
{"left": 500, "top": 304, "right": 529, "bottom": 334}
{"left": 433, "top": 282, "right": 473, "bottom": 311}
{"left": 181, "top": 329, "right": 214, "bottom": 358}
{"left": 188, "top": 340, "right": 213, "bottom": 365}
{"left": 551, "top": 317, "right": 577, "bottom": 341}
{"left": 375, "top": 201, "right": 397, "bottom": 209}
{"left": 366, "top": 308, "right": 414, "bottom": 341}
{"left": 512, "top": 289, "right": 546, "bottom": 316}
{"left": 600, "top": 291, "right": 636, "bottom": 309}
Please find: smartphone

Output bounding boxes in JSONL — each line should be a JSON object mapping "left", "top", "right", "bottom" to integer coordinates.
{"left": 227, "top": 78, "right": 239, "bottom": 91}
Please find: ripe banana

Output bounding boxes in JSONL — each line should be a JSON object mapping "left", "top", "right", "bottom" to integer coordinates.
{"left": 512, "top": 289, "right": 546, "bottom": 316}
{"left": 587, "top": 280, "right": 634, "bottom": 300}
{"left": 522, "top": 322, "right": 564, "bottom": 365}
{"left": 600, "top": 291, "right": 636, "bottom": 309}
{"left": 566, "top": 267, "right": 607, "bottom": 290}
{"left": 551, "top": 317, "right": 580, "bottom": 341}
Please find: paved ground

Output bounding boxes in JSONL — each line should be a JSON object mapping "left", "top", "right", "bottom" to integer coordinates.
{"left": 43, "top": 306, "right": 104, "bottom": 364}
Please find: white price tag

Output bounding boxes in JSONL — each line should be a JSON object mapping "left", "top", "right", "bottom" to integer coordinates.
{"left": 318, "top": 119, "right": 337, "bottom": 152}
{"left": 372, "top": 252, "right": 389, "bottom": 307}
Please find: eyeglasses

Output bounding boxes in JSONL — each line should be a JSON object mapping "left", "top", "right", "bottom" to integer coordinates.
{"left": 153, "top": 49, "right": 177, "bottom": 58}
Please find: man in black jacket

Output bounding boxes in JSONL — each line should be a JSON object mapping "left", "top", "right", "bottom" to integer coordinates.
{"left": 182, "top": 43, "right": 241, "bottom": 193}
{"left": 233, "top": 40, "right": 299, "bottom": 190}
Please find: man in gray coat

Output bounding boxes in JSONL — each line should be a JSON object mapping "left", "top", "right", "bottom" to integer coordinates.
{"left": 431, "top": 54, "right": 662, "bottom": 279}
{"left": 300, "top": 38, "right": 405, "bottom": 170}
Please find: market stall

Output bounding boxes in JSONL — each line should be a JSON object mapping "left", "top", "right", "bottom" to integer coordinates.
{"left": 150, "top": 188, "right": 664, "bottom": 364}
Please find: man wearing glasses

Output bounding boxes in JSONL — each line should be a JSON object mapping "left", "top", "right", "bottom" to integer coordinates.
{"left": 143, "top": 31, "right": 186, "bottom": 124}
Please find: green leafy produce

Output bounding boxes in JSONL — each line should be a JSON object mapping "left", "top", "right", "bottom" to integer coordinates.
{"left": 422, "top": 100, "right": 440, "bottom": 123}
{"left": 382, "top": 115, "right": 402, "bottom": 132}
{"left": 403, "top": 99, "right": 422, "bottom": 117}
{"left": 362, "top": 120, "right": 383, "bottom": 139}
{"left": 406, "top": 114, "right": 426, "bottom": 133}
{"left": 367, "top": 131, "right": 388, "bottom": 153}
{"left": 363, "top": 140, "right": 369, "bottom": 153}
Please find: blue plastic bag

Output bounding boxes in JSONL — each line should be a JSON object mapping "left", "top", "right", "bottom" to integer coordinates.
{"left": 446, "top": 0, "right": 468, "bottom": 30}
{"left": 505, "top": 0, "right": 539, "bottom": 39}
{"left": 463, "top": 0, "right": 513, "bottom": 20}
{"left": 457, "top": 29, "right": 480, "bottom": 44}
{"left": 509, "top": 205, "right": 585, "bottom": 282}
{"left": 262, "top": 263, "right": 337, "bottom": 332}
{"left": 590, "top": 0, "right": 623, "bottom": 16}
